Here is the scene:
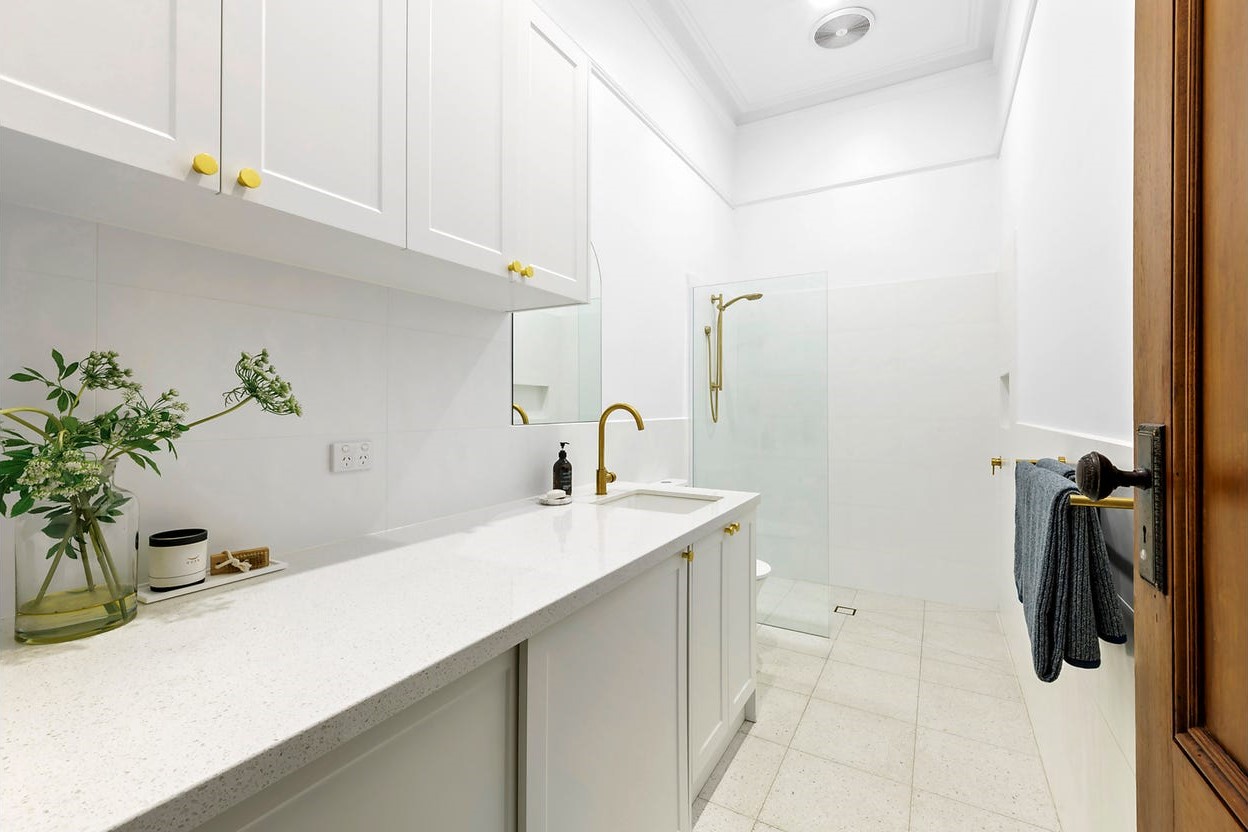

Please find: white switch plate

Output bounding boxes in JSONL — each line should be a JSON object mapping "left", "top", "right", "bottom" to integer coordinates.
{"left": 331, "top": 440, "right": 375, "bottom": 473}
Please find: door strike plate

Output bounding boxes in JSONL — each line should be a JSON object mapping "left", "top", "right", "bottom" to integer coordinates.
{"left": 1136, "top": 424, "right": 1165, "bottom": 593}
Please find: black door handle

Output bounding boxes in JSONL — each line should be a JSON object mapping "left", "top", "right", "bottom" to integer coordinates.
{"left": 1076, "top": 451, "right": 1153, "bottom": 501}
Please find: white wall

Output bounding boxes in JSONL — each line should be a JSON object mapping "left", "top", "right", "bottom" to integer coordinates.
{"left": 995, "top": 2, "right": 1137, "bottom": 831}
{"left": 1000, "top": 0, "right": 1134, "bottom": 442}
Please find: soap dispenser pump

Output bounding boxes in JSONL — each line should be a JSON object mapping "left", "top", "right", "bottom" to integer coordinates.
{"left": 553, "top": 442, "right": 572, "bottom": 495}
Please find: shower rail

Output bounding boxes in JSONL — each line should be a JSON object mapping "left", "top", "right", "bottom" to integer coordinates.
{"left": 704, "top": 292, "right": 762, "bottom": 423}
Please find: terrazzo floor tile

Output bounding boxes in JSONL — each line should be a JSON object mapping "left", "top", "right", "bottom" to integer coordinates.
{"left": 918, "top": 681, "right": 1039, "bottom": 755}
{"left": 790, "top": 698, "right": 916, "bottom": 784}
{"left": 812, "top": 660, "right": 920, "bottom": 722}
{"left": 751, "top": 824, "right": 784, "bottom": 832}
{"left": 693, "top": 799, "right": 757, "bottom": 832}
{"left": 757, "top": 623, "right": 834, "bottom": 658}
{"left": 758, "top": 748, "right": 910, "bottom": 832}
{"left": 699, "top": 733, "right": 788, "bottom": 818}
{"left": 925, "top": 608, "right": 1003, "bottom": 633}
{"left": 924, "top": 622, "right": 1012, "bottom": 664}
{"left": 757, "top": 643, "right": 827, "bottom": 695}
{"left": 829, "top": 639, "right": 921, "bottom": 679}
{"left": 838, "top": 615, "right": 923, "bottom": 655}
{"left": 922, "top": 643, "right": 1014, "bottom": 675}
{"left": 909, "top": 789, "right": 1054, "bottom": 831}
{"left": 741, "top": 683, "right": 811, "bottom": 746}
{"left": 913, "top": 727, "right": 1060, "bottom": 830}
{"left": 920, "top": 655, "right": 1022, "bottom": 702}
{"left": 850, "top": 589, "right": 926, "bottom": 613}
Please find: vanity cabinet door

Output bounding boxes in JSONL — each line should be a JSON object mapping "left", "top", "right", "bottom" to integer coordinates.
{"left": 408, "top": 0, "right": 515, "bottom": 277}
{"left": 0, "top": 0, "right": 221, "bottom": 187}
{"left": 507, "top": 1, "right": 589, "bottom": 302}
{"left": 221, "top": 0, "right": 407, "bottom": 244}
{"left": 194, "top": 650, "right": 518, "bottom": 832}
{"left": 688, "top": 530, "right": 727, "bottom": 794}
{"left": 724, "top": 514, "right": 756, "bottom": 716}
{"left": 523, "top": 552, "right": 690, "bottom": 832}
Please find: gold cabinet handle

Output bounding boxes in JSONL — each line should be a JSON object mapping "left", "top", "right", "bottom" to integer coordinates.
{"left": 507, "top": 260, "right": 524, "bottom": 275}
{"left": 724, "top": 522, "right": 741, "bottom": 536}
{"left": 522, "top": 264, "right": 534, "bottom": 278}
{"left": 237, "top": 168, "right": 262, "bottom": 189}
{"left": 191, "top": 153, "right": 219, "bottom": 175}
{"left": 681, "top": 547, "right": 694, "bottom": 562}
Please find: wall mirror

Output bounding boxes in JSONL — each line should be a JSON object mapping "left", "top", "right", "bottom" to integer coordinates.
{"left": 511, "top": 254, "right": 602, "bottom": 425}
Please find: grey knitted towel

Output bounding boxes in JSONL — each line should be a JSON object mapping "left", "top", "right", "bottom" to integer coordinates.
{"left": 1014, "top": 459, "right": 1127, "bottom": 682}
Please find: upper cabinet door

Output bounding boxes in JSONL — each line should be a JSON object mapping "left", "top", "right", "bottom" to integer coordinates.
{"left": 221, "top": 0, "right": 406, "bottom": 245}
{"left": 508, "top": 2, "right": 589, "bottom": 302}
{"left": 0, "top": 0, "right": 221, "bottom": 188}
{"left": 408, "top": 0, "right": 514, "bottom": 277}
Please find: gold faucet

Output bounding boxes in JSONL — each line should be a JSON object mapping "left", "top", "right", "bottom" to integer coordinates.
{"left": 596, "top": 402, "right": 645, "bottom": 495}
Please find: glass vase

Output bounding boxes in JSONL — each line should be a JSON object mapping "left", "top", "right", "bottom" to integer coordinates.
{"left": 13, "top": 462, "right": 139, "bottom": 644}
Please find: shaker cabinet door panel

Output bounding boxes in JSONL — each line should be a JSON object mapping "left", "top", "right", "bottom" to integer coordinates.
{"left": 0, "top": 0, "right": 221, "bottom": 187}
{"left": 725, "top": 516, "right": 756, "bottom": 714}
{"left": 221, "top": 0, "right": 406, "bottom": 244}
{"left": 689, "top": 531, "right": 727, "bottom": 793}
{"left": 508, "top": 2, "right": 588, "bottom": 301}
{"left": 408, "top": 0, "right": 513, "bottom": 276}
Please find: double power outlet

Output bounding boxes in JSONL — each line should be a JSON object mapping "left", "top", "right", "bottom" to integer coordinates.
{"left": 331, "top": 440, "right": 375, "bottom": 473}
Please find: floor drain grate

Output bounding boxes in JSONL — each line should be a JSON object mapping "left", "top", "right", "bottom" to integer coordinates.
{"left": 833, "top": 605, "right": 857, "bottom": 616}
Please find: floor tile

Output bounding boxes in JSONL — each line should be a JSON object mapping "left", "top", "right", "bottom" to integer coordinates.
{"left": 765, "top": 598, "right": 834, "bottom": 638}
{"left": 925, "top": 608, "right": 1003, "bottom": 633}
{"left": 790, "top": 698, "right": 916, "bottom": 784}
{"left": 693, "top": 799, "right": 756, "bottom": 832}
{"left": 829, "top": 639, "right": 920, "bottom": 679}
{"left": 910, "top": 790, "right": 1052, "bottom": 831}
{"left": 920, "top": 656, "right": 1022, "bottom": 702}
{"left": 699, "top": 733, "right": 787, "bottom": 818}
{"left": 924, "top": 622, "right": 1012, "bottom": 665}
{"left": 751, "top": 824, "right": 784, "bottom": 832}
{"left": 922, "top": 644, "right": 1014, "bottom": 675}
{"left": 913, "top": 728, "right": 1059, "bottom": 830}
{"left": 757, "top": 623, "right": 834, "bottom": 658}
{"left": 742, "top": 684, "right": 810, "bottom": 746}
{"left": 759, "top": 748, "right": 910, "bottom": 832}
{"left": 757, "top": 643, "right": 827, "bottom": 695}
{"left": 850, "top": 589, "right": 926, "bottom": 613}
{"left": 838, "top": 615, "right": 923, "bottom": 655}
{"left": 812, "top": 660, "right": 919, "bottom": 722}
{"left": 918, "top": 681, "right": 1038, "bottom": 755}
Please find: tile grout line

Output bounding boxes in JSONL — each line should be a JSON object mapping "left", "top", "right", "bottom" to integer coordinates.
{"left": 907, "top": 603, "right": 927, "bottom": 832}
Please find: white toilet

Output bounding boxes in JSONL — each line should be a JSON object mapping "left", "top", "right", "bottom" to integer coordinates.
{"left": 755, "top": 559, "right": 771, "bottom": 602}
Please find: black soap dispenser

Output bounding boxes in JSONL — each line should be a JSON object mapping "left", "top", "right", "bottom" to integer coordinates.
{"left": 553, "top": 442, "right": 573, "bottom": 496}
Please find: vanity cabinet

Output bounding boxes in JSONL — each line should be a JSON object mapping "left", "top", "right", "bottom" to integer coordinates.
{"left": 523, "top": 551, "right": 691, "bottom": 832}
{"left": 221, "top": 0, "right": 408, "bottom": 244}
{"left": 195, "top": 649, "right": 518, "bottom": 832}
{"left": 408, "top": 0, "right": 588, "bottom": 301}
{"left": 689, "top": 514, "right": 757, "bottom": 794}
{"left": 0, "top": 1, "right": 221, "bottom": 187}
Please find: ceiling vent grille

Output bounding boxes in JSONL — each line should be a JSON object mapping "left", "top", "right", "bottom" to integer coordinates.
{"left": 813, "top": 7, "right": 875, "bottom": 49}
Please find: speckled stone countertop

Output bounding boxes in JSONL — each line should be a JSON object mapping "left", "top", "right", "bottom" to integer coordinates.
{"left": 0, "top": 483, "right": 758, "bottom": 832}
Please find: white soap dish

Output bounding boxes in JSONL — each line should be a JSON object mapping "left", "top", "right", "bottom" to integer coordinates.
{"left": 538, "top": 490, "right": 573, "bottom": 506}
{"left": 137, "top": 560, "right": 288, "bottom": 604}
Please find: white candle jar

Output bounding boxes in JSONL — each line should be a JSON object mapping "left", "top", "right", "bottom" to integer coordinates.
{"left": 147, "top": 529, "right": 208, "bottom": 591}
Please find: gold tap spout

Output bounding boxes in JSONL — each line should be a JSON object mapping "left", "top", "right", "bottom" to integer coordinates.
{"left": 596, "top": 402, "right": 645, "bottom": 495}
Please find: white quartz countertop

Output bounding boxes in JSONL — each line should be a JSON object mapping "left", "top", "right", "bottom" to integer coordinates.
{"left": 0, "top": 483, "right": 759, "bottom": 832}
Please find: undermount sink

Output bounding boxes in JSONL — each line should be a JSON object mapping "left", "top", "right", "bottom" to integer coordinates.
{"left": 598, "top": 490, "right": 722, "bottom": 514}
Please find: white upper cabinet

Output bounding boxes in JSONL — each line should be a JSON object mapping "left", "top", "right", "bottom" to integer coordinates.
{"left": 509, "top": 2, "right": 589, "bottom": 301}
{"left": 221, "top": 0, "right": 407, "bottom": 245}
{"left": 408, "top": 0, "right": 513, "bottom": 276}
{"left": 0, "top": 0, "right": 221, "bottom": 189}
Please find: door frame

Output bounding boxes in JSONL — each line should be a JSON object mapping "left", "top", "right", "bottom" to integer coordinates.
{"left": 1135, "top": 0, "right": 1248, "bottom": 827}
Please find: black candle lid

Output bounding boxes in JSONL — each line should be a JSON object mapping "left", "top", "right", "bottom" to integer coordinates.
{"left": 148, "top": 528, "right": 208, "bottom": 547}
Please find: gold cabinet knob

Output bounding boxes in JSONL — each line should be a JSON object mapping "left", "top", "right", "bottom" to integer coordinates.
{"left": 724, "top": 522, "right": 741, "bottom": 536}
{"left": 507, "top": 260, "right": 524, "bottom": 274}
{"left": 681, "top": 547, "right": 694, "bottom": 562}
{"left": 191, "top": 153, "right": 219, "bottom": 175}
{"left": 522, "top": 264, "right": 534, "bottom": 278}
{"left": 236, "top": 168, "right": 262, "bottom": 189}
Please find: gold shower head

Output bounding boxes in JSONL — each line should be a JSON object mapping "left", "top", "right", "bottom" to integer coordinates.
{"left": 716, "top": 292, "right": 764, "bottom": 310}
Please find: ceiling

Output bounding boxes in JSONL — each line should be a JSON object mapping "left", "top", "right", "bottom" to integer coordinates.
{"left": 645, "top": 0, "right": 1005, "bottom": 123}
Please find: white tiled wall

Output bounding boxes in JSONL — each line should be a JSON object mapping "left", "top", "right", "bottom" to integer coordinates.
{"left": 0, "top": 203, "right": 690, "bottom": 620}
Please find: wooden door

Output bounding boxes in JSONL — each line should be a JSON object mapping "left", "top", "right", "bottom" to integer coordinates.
{"left": 0, "top": 0, "right": 220, "bottom": 188}
{"left": 508, "top": 1, "right": 589, "bottom": 302}
{"left": 408, "top": 0, "right": 516, "bottom": 276}
{"left": 221, "top": 0, "right": 406, "bottom": 244}
{"left": 1135, "top": 1, "right": 1248, "bottom": 829}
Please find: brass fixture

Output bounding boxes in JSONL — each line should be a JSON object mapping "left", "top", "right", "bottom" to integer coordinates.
{"left": 507, "top": 260, "right": 524, "bottom": 275}
{"left": 724, "top": 522, "right": 741, "bottom": 536}
{"left": 191, "top": 153, "right": 219, "bottom": 175}
{"left": 596, "top": 402, "right": 645, "bottom": 495}
{"left": 705, "top": 292, "right": 763, "bottom": 423}
{"left": 990, "top": 456, "right": 1067, "bottom": 475}
{"left": 511, "top": 403, "right": 530, "bottom": 425}
{"left": 237, "top": 168, "right": 262, "bottom": 188}
{"left": 522, "top": 264, "right": 534, "bottom": 278}
{"left": 681, "top": 546, "right": 694, "bottom": 562}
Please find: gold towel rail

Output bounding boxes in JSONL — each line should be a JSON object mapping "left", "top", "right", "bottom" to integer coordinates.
{"left": 989, "top": 456, "right": 1066, "bottom": 475}
{"left": 990, "top": 456, "right": 1135, "bottom": 509}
